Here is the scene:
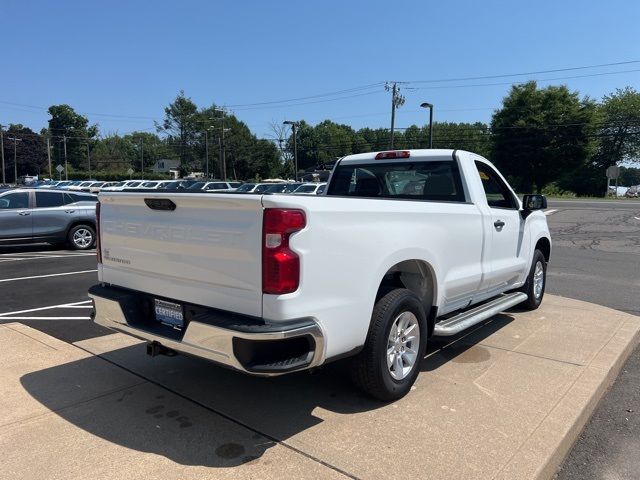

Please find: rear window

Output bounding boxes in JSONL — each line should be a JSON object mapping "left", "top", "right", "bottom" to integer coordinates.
{"left": 327, "top": 161, "right": 466, "bottom": 202}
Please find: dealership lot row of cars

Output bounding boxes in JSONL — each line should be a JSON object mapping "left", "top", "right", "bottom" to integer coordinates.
{"left": 0, "top": 178, "right": 328, "bottom": 251}
{"left": 10, "top": 179, "right": 328, "bottom": 195}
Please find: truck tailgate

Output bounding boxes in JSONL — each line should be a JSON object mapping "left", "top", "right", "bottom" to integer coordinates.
{"left": 98, "top": 192, "right": 264, "bottom": 317}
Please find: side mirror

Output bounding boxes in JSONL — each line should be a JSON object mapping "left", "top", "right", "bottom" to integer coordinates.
{"left": 522, "top": 194, "right": 547, "bottom": 211}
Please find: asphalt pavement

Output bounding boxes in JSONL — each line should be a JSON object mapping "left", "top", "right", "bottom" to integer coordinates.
{"left": 546, "top": 199, "right": 640, "bottom": 479}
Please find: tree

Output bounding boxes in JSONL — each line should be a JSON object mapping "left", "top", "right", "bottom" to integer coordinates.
{"left": 491, "top": 82, "right": 596, "bottom": 193}
{"left": 46, "top": 105, "right": 98, "bottom": 171}
{"left": 559, "top": 87, "right": 640, "bottom": 196}
{"left": 157, "top": 91, "right": 199, "bottom": 173}
{"left": 1, "top": 124, "right": 47, "bottom": 179}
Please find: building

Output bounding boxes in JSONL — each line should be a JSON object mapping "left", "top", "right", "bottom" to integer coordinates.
{"left": 152, "top": 159, "right": 180, "bottom": 173}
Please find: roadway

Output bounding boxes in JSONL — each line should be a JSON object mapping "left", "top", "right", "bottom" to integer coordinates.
{"left": 546, "top": 199, "right": 640, "bottom": 479}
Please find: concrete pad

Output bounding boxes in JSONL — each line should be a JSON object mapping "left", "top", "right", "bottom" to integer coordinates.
{"left": 0, "top": 324, "right": 346, "bottom": 480}
{"left": 4, "top": 294, "right": 640, "bottom": 479}
{"left": 75, "top": 295, "right": 640, "bottom": 479}
{"left": 0, "top": 382, "right": 346, "bottom": 480}
{"left": 0, "top": 323, "right": 142, "bottom": 428}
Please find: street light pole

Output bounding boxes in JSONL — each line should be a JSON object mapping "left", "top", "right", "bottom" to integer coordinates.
{"left": 214, "top": 108, "right": 228, "bottom": 180}
{"left": 62, "top": 135, "right": 68, "bottom": 180}
{"left": 47, "top": 136, "right": 52, "bottom": 179}
{"left": 283, "top": 121, "right": 299, "bottom": 181}
{"left": 420, "top": 102, "right": 434, "bottom": 149}
{"left": 204, "top": 129, "right": 209, "bottom": 178}
{"left": 140, "top": 139, "right": 144, "bottom": 180}
{"left": 0, "top": 124, "right": 5, "bottom": 184}
{"left": 86, "top": 142, "right": 91, "bottom": 179}
{"left": 7, "top": 136, "right": 22, "bottom": 184}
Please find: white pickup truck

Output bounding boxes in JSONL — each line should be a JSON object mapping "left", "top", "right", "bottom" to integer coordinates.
{"left": 90, "top": 149, "right": 551, "bottom": 401}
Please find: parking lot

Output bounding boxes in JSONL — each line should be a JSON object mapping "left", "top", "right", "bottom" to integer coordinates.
{"left": 1, "top": 199, "right": 639, "bottom": 479}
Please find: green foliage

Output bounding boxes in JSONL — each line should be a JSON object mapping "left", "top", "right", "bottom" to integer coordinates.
{"left": 619, "top": 166, "right": 640, "bottom": 186}
{"left": 559, "top": 87, "right": 640, "bottom": 196}
{"left": 1, "top": 124, "right": 47, "bottom": 180}
{"left": 491, "top": 81, "right": 596, "bottom": 193}
{"left": 46, "top": 104, "right": 98, "bottom": 171}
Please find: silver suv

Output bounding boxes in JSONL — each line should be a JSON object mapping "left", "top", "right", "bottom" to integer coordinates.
{"left": 0, "top": 189, "right": 98, "bottom": 250}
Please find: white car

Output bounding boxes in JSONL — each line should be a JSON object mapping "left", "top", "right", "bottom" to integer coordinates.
{"left": 90, "top": 149, "right": 551, "bottom": 401}
{"left": 292, "top": 182, "right": 327, "bottom": 195}
{"left": 101, "top": 180, "right": 145, "bottom": 191}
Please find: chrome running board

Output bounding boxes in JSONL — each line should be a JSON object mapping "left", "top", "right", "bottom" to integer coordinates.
{"left": 433, "top": 292, "right": 528, "bottom": 336}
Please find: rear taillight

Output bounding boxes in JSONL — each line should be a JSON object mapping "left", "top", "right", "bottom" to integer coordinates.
{"left": 262, "top": 208, "right": 306, "bottom": 295}
{"left": 96, "top": 201, "right": 102, "bottom": 263}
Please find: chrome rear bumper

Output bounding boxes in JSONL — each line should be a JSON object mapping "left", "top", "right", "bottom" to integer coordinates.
{"left": 89, "top": 284, "right": 325, "bottom": 376}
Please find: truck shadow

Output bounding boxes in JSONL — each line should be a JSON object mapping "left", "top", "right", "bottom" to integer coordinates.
{"left": 19, "top": 312, "right": 515, "bottom": 468}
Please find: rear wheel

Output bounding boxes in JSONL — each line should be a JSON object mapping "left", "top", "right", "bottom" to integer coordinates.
{"left": 350, "top": 288, "right": 427, "bottom": 401}
{"left": 518, "top": 249, "right": 546, "bottom": 310}
{"left": 67, "top": 224, "right": 96, "bottom": 250}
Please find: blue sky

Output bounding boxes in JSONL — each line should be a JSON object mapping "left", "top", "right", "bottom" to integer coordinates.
{"left": 1, "top": 0, "right": 639, "bottom": 139}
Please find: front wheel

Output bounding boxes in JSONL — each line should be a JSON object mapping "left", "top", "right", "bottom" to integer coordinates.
{"left": 67, "top": 224, "right": 96, "bottom": 250}
{"left": 518, "top": 249, "right": 547, "bottom": 310}
{"left": 350, "top": 288, "right": 427, "bottom": 401}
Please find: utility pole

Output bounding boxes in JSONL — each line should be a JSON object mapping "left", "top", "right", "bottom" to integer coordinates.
{"left": 214, "top": 108, "right": 228, "bottom": 180}
{"left": 7, "top": 136, "right": 22, "bottom": 184}
{"left": 47, "top": 136, "right": 52, "bottom": 179}
{"left": 420, "top": 102, "right": 434, "bottom": 148}
{"left": 386, "top": 82, "right": 405, "bottom": 149}
{"left": 0, "top": 124, "right": 5, "bottom": 184}
{"left": 62, "top": 135, "right": 68, "bottom": 180}
{"left": 86, "top": 142, "right": 92, "bottom": 179}
{"left": 205, "top": 128, "right": 214, "bottom": 178}
{"left": 283, "top": 121, "right": 299, "bottom": 181}
{"left": 140, "top": 139, "right": 144, "bottom": 179}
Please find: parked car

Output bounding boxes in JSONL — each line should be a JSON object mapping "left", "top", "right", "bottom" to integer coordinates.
{"left": 101, "top": 180, "right": 145, "bottom": 191}
{"left": 157, "top": 180, "right": 200, "bottom": 190}
{"left": 0, "top": 188, "right": 98, "bottom": 249}
{"left": 292, "top": 182, "right": 326, "bottom": 195}
{"left": 263, "top": 183, "right": 303, "bottom": 194}
{"left": 200, "top": 181, "right": 242, "bottom": 192}
{"left": 625, "top": 185, "right": 639, "bottom": 198}
{"left": 90, "top": 149, "right": 551, "bottom": 400}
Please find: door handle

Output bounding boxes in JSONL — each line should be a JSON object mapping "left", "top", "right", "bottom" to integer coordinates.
{"left": 65, "top": 210, "right": 75, "bottom": 213}
{"left": 494, "top": 220, "right": 505, "bottom": 230}
{"left": 18, "top": 210, "right": 31, "bottom": 216}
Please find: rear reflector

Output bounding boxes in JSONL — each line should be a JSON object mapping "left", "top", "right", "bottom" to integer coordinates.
{"left": 375, "top": 150, "right": 411, "bottom": 160}
{"left": 262, "top": 209, "right": 306, "bottom": 295}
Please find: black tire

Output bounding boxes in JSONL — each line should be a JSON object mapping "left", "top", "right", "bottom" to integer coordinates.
{"left": 67, "top": 224, "right": 96, "bottom": 250}
{"left": 518, "top": 249, "right": 547, "bottom": 310}
{"left": 350, "top": 288, "right": 427, "bottom": 401}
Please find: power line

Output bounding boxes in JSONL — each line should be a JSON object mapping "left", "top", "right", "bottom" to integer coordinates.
{"left": 400, "top": 60, "right": 640, "bottom": 84}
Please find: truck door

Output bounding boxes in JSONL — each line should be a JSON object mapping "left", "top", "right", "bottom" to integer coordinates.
{"left": 474, "top": 160, "right": 528, "bottom": 295}
{"left": 0, "top": 191, "right": 32, "bottom": 243}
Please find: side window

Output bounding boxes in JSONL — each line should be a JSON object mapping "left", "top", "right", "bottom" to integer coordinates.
{"left": 63, "top": 193, "right": 76, "bottom": 205}
{"left": 0, "top": 192, "right": 29, "bottom": 209}
{"left": 475, "top": 161, "right": 517, "bottom": 209}
{"left": 35, "top": 191, "right": 64, "bottom": 208}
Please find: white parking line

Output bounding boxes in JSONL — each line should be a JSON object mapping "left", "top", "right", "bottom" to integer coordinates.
{"left": 0, "top": 254, "right": 95, "bottom": 262}
{"left": 544, "top": 209, "right": 558, "bottom": 216}
{"left": 1, "top": 316, "right": 92, "bottom": 320}
{"left": 0, "top": 270, "right": 97, "bottom": 283}
{"left": 0, "top": 300, "right": 92, "bottom": 317}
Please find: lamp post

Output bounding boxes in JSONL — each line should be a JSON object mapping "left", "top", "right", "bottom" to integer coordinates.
{"left": 420, "top": 102, "right": 434, "bottom": 149}
{"left": 7, "top": 136, "right": 22, "bottom": 184}
{"left": 214, "top": 108, "right": 227, "bottom": 179}
{"left": 283, "top": 121, "right": 299, "bottom": 181}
